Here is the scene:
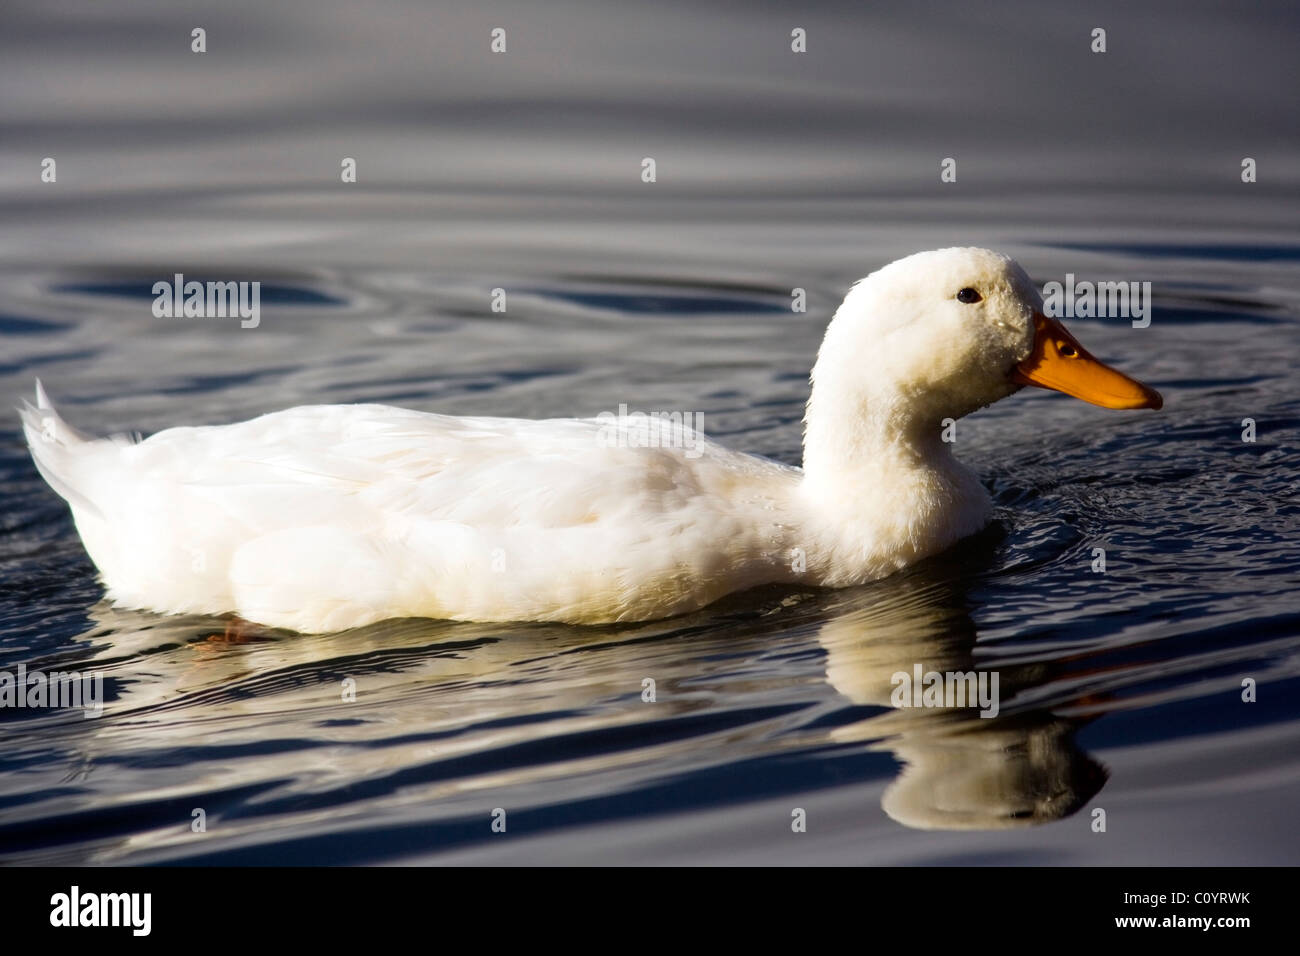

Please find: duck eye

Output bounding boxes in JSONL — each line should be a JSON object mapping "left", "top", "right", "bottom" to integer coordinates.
{"left": 956, "top": 288, "right": 982, "bottom": 304}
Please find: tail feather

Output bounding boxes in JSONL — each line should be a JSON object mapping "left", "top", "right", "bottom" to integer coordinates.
{"left": 20, "top": 380, "right": 105, "bottom": 516}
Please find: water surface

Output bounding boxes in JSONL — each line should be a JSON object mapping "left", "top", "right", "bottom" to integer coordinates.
{"left": 1, "top": 0, "right": 1298, "bottom": 864}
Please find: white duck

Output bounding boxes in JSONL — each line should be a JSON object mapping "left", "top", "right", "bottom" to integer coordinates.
{"left": 22, "top": 248, "right": 1161, "bottom": 633}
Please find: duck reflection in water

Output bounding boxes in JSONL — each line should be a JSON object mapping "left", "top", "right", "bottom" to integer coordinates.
{"left": 46, "top": 543, "right": 1107, "bottom": 844}
{"left": 813, "top": 563, "right": 1108, "bottom": 830}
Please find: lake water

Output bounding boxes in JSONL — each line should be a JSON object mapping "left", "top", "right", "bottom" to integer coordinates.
{"left": 1, "top": 0, "right": 1298, "bottom": 864}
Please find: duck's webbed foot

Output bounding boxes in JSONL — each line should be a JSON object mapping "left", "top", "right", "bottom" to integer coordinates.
{"left": 205, "top": 615, "right": 265, "bottom": 644}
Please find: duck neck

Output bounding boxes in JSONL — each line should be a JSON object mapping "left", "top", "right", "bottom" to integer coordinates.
{"left": 796, "top": 378, "right": 991, "bottom": 578}
{"left": 801, "top": 378, "right": 952, "bottom": 493}
{"left": 797, "top": 367, "right": 994, "bottom": 559}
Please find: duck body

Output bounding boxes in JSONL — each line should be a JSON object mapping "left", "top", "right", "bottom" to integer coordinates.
{"left": 22, "top": 248, "right": 1161, "bottom": 632}
{"left": 21, "top": 400, "right": 989, "bottom": 631}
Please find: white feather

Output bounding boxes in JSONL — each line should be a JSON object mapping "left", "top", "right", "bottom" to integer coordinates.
{"left": 23, "top": 248, "right": 1048, "bottom": 632}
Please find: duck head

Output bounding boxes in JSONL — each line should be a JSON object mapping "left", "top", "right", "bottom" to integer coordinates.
{"left": 808, "top": 247, "right": 1162, "bottom": 442}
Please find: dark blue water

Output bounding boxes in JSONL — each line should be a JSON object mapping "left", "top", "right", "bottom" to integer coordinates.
{"left": 1, "top": 0, "right": 1298, "bottom": 864}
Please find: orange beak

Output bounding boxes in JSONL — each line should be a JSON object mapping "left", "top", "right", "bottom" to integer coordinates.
{"left": 1012, "top": 313, "right": 1162, "bottom": 410}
